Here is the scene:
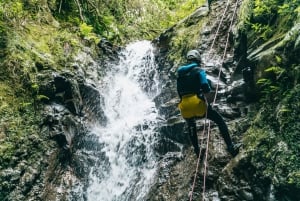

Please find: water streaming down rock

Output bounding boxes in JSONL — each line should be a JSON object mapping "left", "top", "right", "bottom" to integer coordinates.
{"left": 86, "top": 41, "right": 161, "bottom": 201}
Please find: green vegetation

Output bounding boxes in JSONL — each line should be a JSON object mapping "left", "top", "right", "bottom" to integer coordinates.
{"left": 257, "top": 65, "right": 288, "bottom": 102}
{"left": 244, "top": 55, "right": 300, "bottom": 191}
{"left": 1, "top": 0, "right": 206, "bottom": 44}
{"left": 0, "top": 0, "right": 207, "bottom": 87}
{"left": 238, "top": 0, "right": 300, "bottom": 192}
{"left": 244, "top": 85, "right": 300, "bottom": 188}
{"left": 0, "top": 82, "right": 46, "bottom": 166}
{"left": 239, "top": 0, "right": 300, "bottom": 42}
{"left": 48, "top": 0, "right": 206, "bottom": 43}
{"left": 243, "top": 60, "right": 300, "bottom": 189}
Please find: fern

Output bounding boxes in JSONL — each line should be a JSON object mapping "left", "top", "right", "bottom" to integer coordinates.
{"left": 37, "top": 95, "right": 49, "bottom": 101}
{"left": 79, "top": 22, "right": 93, "bottom": 36}
{"left": 257, "top": 78, "right": 270, "bottom": 85}
{"left": 264, "top": 66, "right": 285, "bottom": 75}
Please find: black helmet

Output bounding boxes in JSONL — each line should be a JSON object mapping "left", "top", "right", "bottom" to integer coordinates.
{"left": 186, "top": 49, "right": 201, "bottom": 62}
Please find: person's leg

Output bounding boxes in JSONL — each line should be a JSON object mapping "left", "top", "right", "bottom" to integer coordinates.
{"left": 206, "top": 105, "right": 233, "bottom": 148}
{"left": 205, "top": 105, "right": 240, "bottom": 156}
{"left": 186, "top": 118, "right": 200, "bottom": 157}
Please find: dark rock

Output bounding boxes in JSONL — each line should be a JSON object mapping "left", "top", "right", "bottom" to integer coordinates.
{"left": 36, "top": 72, "right": 56, "bottom": 101}
{"left": 42, "top": 104, "right": 81, "bottom": 150}
{"left": 79, "top": 83, "right": 107, "bottom": 125}
{"left": 153, "top": 26, "right": 174, "bottom": 54}
{"left": 158, "top": 98, "right": 180, "bottom": 118}
{"left": 154, "top": 137, "right": 183, "bottom": 155}
{"left": 98, "top": 38, "right": 119, "bottom": 56}
{"left": 184, "top": 7, "right": 209, "bottom": 26}
{"left": 159, "top": 117, "right": 188, "bottom": 144}
{"left": 238, "top": 189, "right": 254, "bottom": 200}
{"left": 53, "top": 73, "right": 83, "bottom": 115}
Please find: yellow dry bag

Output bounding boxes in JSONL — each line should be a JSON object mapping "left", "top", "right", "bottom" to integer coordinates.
{"left": 178, "top": 94, "right": 207, "bottom": 119}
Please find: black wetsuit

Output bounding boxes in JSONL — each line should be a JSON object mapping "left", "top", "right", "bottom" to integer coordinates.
{"left": 177, "top": 62, "right": 235, "bottom": 157}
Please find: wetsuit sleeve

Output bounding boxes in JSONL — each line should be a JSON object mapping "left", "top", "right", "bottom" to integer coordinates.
{"left": 198, "top": 70, "right": 211, "bottom": 93}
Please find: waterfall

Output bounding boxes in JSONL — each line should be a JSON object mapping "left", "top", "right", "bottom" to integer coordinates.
{"left": 86, "top": 41, "right": 160, "bottom": 201}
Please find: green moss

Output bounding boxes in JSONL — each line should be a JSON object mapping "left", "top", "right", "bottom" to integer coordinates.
{"left": 0, "top": 81, "right": 45, "bottom": 168}
{"left": 0, "top": 15, "right": 83, "bottom": 171}
{"left": 243, "top": 127, "right": 272, "bottom": 151}
{"left": 2, "top": 21, "right": 84, "bottom": 82}
{"left": 167, "top": 18, "right": 206, "bottom": 66}
{"left": 0, "top": 2, "right": 92, "bottom": 172}
{"left": 243, "top": 85, "right": 300, "bottom": 189}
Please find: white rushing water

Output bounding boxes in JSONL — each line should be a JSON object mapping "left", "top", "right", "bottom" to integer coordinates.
{"left": 87, "top": 41, "right": 160, "bottom": 201}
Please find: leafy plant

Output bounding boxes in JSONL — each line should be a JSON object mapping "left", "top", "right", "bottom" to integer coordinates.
{"left": 79, "top": 22, "right": 100, "bottom": 43}
{"left": 244, "top": 0, "right": 300, "bottom": 42}
{"left": 278, "top": 0, "right": 299, "bottom": 15}
{"left": 257, "top": 66, "right": 285, "bottom": 87}
{"left": 51, "top": 0, "right": 206, "bottom": 43}
{"left": 79, "top": 22, "right": 93, "bottom": 36}
{"left": 264, "top": 66, "right": 285, "bottom": 75}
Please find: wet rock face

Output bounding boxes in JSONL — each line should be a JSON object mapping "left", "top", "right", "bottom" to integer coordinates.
{"left": 37, "top": 72, "right": 104, "bottom": 150}
{"left": 37, "top": 72, "right": 83, "bottom": 114}
{"left": 148, "top": 0, "right": 300, "bottom": 200}
{"left": 217, "top": 155, "right": 272, "bottom": 201}
{"left": 11, "top": 40, "right": 120, "bottom": 201}
{"left": 79, "top": 83, "right": 108, "bottom": 126}
{"left": 42, "top": 104, "right": 81, "bottom": 149}
{"left": 53, "top": 75, "right": 82, "bottom": 115}
{"left": 37, "top": 39, "right": 118, "bottom": 151}
{"left": 32, "top": 74, "right": 101, "bottom": 200}
{"left": 147, "top": 1, "right": 261, "bottom": 200}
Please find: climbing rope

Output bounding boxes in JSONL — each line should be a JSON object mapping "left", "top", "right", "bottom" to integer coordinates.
{"left": 189, "top": 120, "right": 207, "bottom": 200}
{"left": 188, "top": 0, "right": 231, "bottom": 199}
{"left": 202, "top": 1, "right": 240, "bottom": 200}
{"left": 188, "top": 0, "right": 240, "bottom": 200}
{"left": 207, "top": 0, "right": 232, "bottom": 57}
{"left": 212, "top": 0, "right": 240, "bottom": 104}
